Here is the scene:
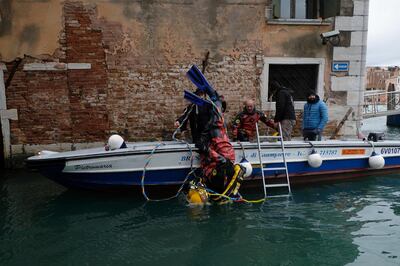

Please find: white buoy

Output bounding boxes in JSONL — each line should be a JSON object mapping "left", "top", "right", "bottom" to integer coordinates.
{"left": 108, "top": 134, "right": 126, "bottom": 150}
{"left": 368, "top": 151, "right": 385, "bottom": 169}
{"left": 308, "top": 149, "right": 323, "bottom": 168}
{"left": 239, "top": 158, "right": 253, "bottom": 178}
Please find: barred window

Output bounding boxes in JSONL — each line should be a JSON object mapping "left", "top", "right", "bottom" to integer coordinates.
{"left": 268, "top": 64, "right": 319, "bottom": 101}
{"left": 261, "top": 57, "right": 325, "bottom": 111}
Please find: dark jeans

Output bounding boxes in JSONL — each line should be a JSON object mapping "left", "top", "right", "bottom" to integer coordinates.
{"left": 303, "top": 128, "right": 321, "bottom": 141}
{"left": 237, "top": 130, "right": 250, "bottom": 142}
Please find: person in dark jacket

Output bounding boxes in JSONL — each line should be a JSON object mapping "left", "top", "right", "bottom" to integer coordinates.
{"left": 175, "top": 89, "right": 210, "bottom": 144}
{"left": 272, "top": 84, "right": 296, "bottom": 140}
{"left": 232, "top": 99, "right": 275, "bottom": 141}
{"left": 302, "top": 92, "right": 328, "bottom": 141}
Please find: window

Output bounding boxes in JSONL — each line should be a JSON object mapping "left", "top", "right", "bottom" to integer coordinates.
{"left": 272, "top": 0, "right": 340, "bottom": 19}
{"left": 261, "top": 57, "right": 325, "bottom": 110}
{"left": 268, "top": 64, "right": 319, "bottom": 101}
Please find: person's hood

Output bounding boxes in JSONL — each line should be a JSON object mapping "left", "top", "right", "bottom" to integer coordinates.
{"left": 307, "top": 94, "right": 320, "bottom": 104}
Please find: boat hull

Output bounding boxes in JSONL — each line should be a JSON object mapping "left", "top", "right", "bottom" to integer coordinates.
{"left": 27, "top": 140, "right": 400, "bottom": 192}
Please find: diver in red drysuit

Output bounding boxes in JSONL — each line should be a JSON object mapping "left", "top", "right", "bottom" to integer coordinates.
{"left": 184, "top": 65, "right": 239, "bottom": 194}
{"left": 232, "top": 99, "right": 275, "bottom": 141}
{"left": 195, "top": 87, "right": 236, "bottom": 193}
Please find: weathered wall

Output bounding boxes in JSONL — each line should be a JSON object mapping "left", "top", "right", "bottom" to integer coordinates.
{"left": 0, "top": 0, "right": 349, "bottom": 158}
{"left": 0, "top": 0, "right": 63, "bottom": 61}
{"left": 5, "top": 65, "right": 70, "bottom": 145}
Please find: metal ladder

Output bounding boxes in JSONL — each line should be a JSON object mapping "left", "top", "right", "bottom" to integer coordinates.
{"left": 255, "top": 122, "right": 292, "bottom": 198}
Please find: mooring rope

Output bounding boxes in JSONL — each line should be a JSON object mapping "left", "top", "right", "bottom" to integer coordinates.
{"left": 204, "top": 188, "right": 266, "bottom": 204}
{"left": 140, "top": 142, "right": 198, "bottom": 202}
{"left": 140, "top": 101, "right": 267, "bottom": 204}
{"left": 140, "top": 105, "right": 198, "bottom": 202}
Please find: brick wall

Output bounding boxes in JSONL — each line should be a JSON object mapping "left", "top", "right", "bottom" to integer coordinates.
{"left": 64, "top": 1, "right": 110, "bottom": 142}
{"left": 3, "top": 0, "right": 339, "bottom": 149}
{"left": 5, "top": 1, "right": 112, "bottom": 145}
{"left": 5, "top": 61, "right": 71, "bottom": 145}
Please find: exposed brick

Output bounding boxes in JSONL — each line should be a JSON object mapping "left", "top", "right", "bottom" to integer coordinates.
{"left": 3, "top": 0, "right": 344, "bottom": 148}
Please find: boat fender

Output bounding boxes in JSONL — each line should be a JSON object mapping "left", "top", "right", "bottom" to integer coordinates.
{"left": 308, "top": 149, "right": 323, "bottom": 168}
{"left": 107, "top": 134, "right": 127, "bottom": 150}
{"left": 368, "top": 151, "right": 385, "bottom": 169}
{"left": 239, "top": 158, "right": 253, "bottom": 178}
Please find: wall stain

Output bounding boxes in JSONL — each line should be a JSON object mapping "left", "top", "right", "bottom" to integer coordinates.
{"left": 207, "top": 0, "right": 219, "bottom": 29}
{"left": 19, "top": 24, "right": 40, "bottom": 44}
{"left": 99, "top": 0, "right": 264, "bottom": 62}
{"left": 0, "top": 0, "right": 12, "bottom": 36}
{"left": 112, "top": 0, "right": 160, "bottom": 57}
{"left": 281, "top": 32, "right": 321, "bottom": 57}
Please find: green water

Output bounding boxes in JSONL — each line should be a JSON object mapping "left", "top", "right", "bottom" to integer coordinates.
{"left": 0, "top": 117, "right": 399, "bottom": 266}
{"left": 1, "top": 171, "right": 399, "bottom": 266}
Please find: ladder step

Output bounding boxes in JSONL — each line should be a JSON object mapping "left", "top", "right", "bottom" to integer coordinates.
{"left": 265, "top": 183, "right": 289, "bottom": 188}
{"left": 264, "top": 167, "right": 287, "bottom": 171}
{"left": 259, "top": 136, "right": 282, "bottom": 139}
{"left": 256, "top": 122, "right": 292, "bottom": 199}
{"left": 267, "top": 194, "right": 292, "bottom": 199}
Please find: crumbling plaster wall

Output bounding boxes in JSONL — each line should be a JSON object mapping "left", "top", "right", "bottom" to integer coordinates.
{"left": 0, "top": 0, "right": 344, "bottom": 157}
{"left": 0, "top": 0, "right": 63, "bottom": 61}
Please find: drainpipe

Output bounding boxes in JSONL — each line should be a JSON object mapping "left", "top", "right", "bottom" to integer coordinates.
{"left": 0, "top": 69, "right": 10, "bottom": 167}
{"left": 0, "top": 67, "right": 18, "bottom": 168}
{"left": 356, "top": 0, "right": 370, "bottom": 135}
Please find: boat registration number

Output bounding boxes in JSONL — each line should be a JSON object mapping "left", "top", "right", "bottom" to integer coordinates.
{"left": 341, "top": 149, "right": 365, "bottom": 155}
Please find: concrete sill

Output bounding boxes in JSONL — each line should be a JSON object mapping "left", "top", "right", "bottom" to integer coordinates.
{"left": 267, "top": 18, "right": 332, "bottom": 25}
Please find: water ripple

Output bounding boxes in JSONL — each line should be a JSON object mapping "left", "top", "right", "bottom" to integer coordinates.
{"left": 1, "top": 171, "right": 400, "bottom": 265}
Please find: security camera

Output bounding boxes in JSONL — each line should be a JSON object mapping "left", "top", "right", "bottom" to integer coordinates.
{"left": 320, "top": 30, "right": 340, "bottom": 45}
{"left": 320, "top": 30, "right": 340, "bottom": 39}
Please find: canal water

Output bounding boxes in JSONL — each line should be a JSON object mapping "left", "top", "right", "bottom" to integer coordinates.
{"left": 0, "top": 117, "right": 399, "bottom": 266}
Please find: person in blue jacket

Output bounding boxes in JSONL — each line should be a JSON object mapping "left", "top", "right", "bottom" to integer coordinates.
{"left": 302, "top": 92, "right": 328, "bottom": 141}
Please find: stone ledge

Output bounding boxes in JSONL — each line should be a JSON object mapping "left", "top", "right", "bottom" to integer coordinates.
{"left": 0, "top": 109, "right": 18, "bottom": 120}
{"left": 11, "top": 142, "right": 105, "bottom": 156}
{"left": 267, "top": 18, "right": 332, "bottom": 25}
{"left": 23, "top": 63, "right": 91, "bottom": 71}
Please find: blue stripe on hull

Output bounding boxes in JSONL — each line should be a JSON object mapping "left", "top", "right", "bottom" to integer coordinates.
{"left": 48, "top": 168, "right": 192, "bottom": 190}
{"left": 44, "top": 156, "right": 400, "bottom": 189}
